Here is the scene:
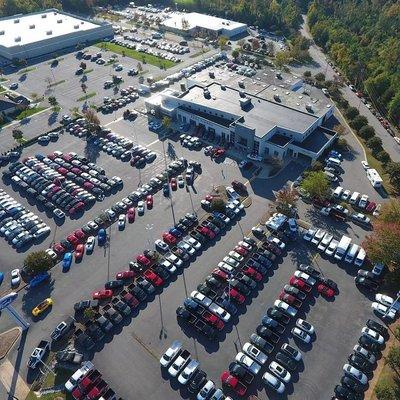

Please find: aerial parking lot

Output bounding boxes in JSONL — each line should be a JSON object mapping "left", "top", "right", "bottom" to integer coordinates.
{"left": 0, "top": 4, "right": 398, "bottom": 400}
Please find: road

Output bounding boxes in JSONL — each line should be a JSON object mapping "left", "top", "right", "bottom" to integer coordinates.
{"left": 293, "top": 16, "right": 400, "bottom": 162}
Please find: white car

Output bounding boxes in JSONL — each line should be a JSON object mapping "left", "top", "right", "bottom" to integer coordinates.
{"left": 217, "top": 262, "right": 234, "bottom": 274}
{"left": 351, "top": 213, "right": 370, "bottom": 225}
{"left": 85, "top": 236, "right": 95, "bottom": 253}
{"left": 319, "top": 207, "right": 331, "bottom": 216}
{"left": 269, "top": 361, "right": 291, "bottom": 383}
{"left": 274, "top": 300, "right": 297, "bottom": 317}
{"left": 311, "top": 229, "right": 325, "bottom": 246}
{"left": 361, "top": 327, "right": 384, "bottom": 344}
{"left": 178, "top": 241, "right": 196, "bottom": 257}
{"left": 341, "top": 190, "right": 351, "bottom": 201}
{"left": 375, "top": 293, "right": 396, "bottom": 308}
{"left": 303, "top": 228, "right": 316, "bottom": 241}
{"left": 353, "top": 345, "right": 376, "bottom": 364}
{"left": 235, "top": 352, "right": 261, "bottom": 375}
{"left": 243, "top": 343, "right": 268, "bottom": 365}
{"left": 168, "top": 353, "right": 190, "bottom": 377}
{"left": 11, "top": 269, "right": 21, "bottom": 286}
{"left": 209, "top": 303, "right": 231, "bottom": 322}
{"left": 361, "top": 160, "right": 370, "bottom": 170}
{"left": 183, "top": 236, "right": 201, "bottom": 251}
{"left": 155, "top": 239, "right": 169, "bottom": 253}
{"left": 178, "top": 359, "right": 199, "bottom": 385}
{"left": 358, "top": 194, "right": 369, "bottom": 209}
{"left": 197, "top": 380, "right": 215, "bottom": 400}
{"left": 343, "top": 364, "right": 368, "bottom": 385}
{"left": 325, "top": 239, "right": 339, "bottom": 257}
{"left": 226, "top": 186, "right": 239, "bottom": 199}
{"left": 262, "top": 372, "right": 285, "bottom": 394}
{"left": 137, "top": 201, "right": 145, "bottom": 215}
{"left": 371, "top": 302, "right": 396, "bottom": 320}
{"left": 228, "top": 251, "right": 244, "bottom": 262}
{"left": 166, "top": 253, "right": 183, "bottom": 268}
{"left": 317, "top": 233, "right": 333, "bottom": 252}
{"left": 268, "top": 236, "right": 285, "bottom": 250}
{"left": 291, "top": 327, "right": 311, "bottom": 343}
{"left": 238, "top": 241, "right": 252, "bottom": 251}
{"left": 160, "top": 340, "right": 182, "bottom": 367}
{"left": 231, "top": 199, "right": 244, "bottom": 211}
{"left": 223, "top": 256, "right": 240, "bottom": 268}
{"left": 160, "top": 260, "right": 177, "bottom": 274}
{"left": 296, "top": 319, "right": 315, "bottom": 335}
{"left": 118, "top": 214, "right": 126, "bottom": 229}
{"left": 191, "top": 290, "right": 212, "bottom": 307}
{"left": 294, "top": 270, "right": 316, "bottom": 286}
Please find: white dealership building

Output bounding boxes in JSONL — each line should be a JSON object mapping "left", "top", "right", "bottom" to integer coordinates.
{"left": 0, "top": 9, "right": 113, "bottom": 60}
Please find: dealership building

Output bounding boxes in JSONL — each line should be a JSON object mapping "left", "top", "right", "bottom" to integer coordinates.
{"left": 146, "top": 82, "right": 337, "bottom": 162}
{"left": 162, "top": 12, "right": 248, "bottom": 39}
{"left": 0, "top": 9, "right": 113, "bottom": 60}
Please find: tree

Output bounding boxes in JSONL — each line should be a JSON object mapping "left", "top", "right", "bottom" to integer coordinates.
{"left": 367, "top": 136, "right": 383, "bottom": 152}
{"left": 300, "top": 171, "right": 330, "bottom": 200}
{"left": 314, "top": 72, "right": 325, "bottom": 82}
{"left": 358, "top": 125, "right": 375, "bottom": 140}
{"left": 350, "top": 115, "right": 368, "bottom": 131}
{"left": 84, "top": 109, "right": 100, "bottom": 132}
{"left": 376, "top": 150, "right": 390, "bottom": 164}
{"left": 375, "top": 383, "right": 396, "bottom": 400}
{"left": 252, "top": 38, "right": 260, "bottom": 51}
{"left": 79, "top": 62, "right": 87, "bottom": 70}
{"left": 333, "top": 124, "right": 346, "bottom": 136}
{"left": 30, "top": 92, "right": 39, "bottom": 103}
{"left": 363, "top": 221, "right": 400, "bottom": 267}
{"left": 378, "top": 199, "right": 400, "bottom": 224}
{"left": 48, "top": 96, "right": 58, "bottom": 109}
{"left": 274, "top": 186, "right": 299, "bottom": 216}
{"left": 388, "top": 92, "right": 400, "bottom": 125}
{"left": 12, "top": 129, "right": 23, "bottom": 140}
{"left": 275, "top": 51, "right": 290, "bottom": 68}
{"left": 385, "top": 346, "right": 400, "bottom": 372}
{"left": 24, "top": 250, "right": 53, "bottom": 275}
{"left": 211, "top": 197, "right": 226, "bottom": 212}
{"left": 232, "top": 49, "right": 240, "bottom": 59}
{"left": 83, "top": 308, "right": 96, "bottom": 320}
{"left": 345, "top": 107, "right": 359, "bottom": 120}
{"left": 303, "top": 70, "right": 312, "bottom": 77}
{"left": 218, "top": 36, "right": 228, "bottom": 49}
{"left": 162, "top": 116, "right": 172, "bottom": 132}
{"left": 385, "top": 162, "right": 400, "bottom": 191}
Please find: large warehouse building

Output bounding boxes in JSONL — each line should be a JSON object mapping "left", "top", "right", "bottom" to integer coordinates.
{"left": 146, "top": 82, "right": 337, "bottom": 162}
{"left": 162, "top": 12, "right": 247, "bottom": 39}
{"left": 0, "top": 9, "right": 113, "bottom": 60}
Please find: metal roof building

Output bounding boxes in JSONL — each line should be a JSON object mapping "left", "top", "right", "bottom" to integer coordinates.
{"left": 0, "top": 9, "right": 113, "bottom": 60}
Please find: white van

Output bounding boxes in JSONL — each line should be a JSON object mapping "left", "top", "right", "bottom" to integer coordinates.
{"left": 354, "top": 248, "right": 366, "bottom": 267}
{"left": 345, "top": 243, "right": 359, "bottom": 264}
{"left": 333, "top": 186, "right": 343, "bottom": 199}
{"left": 350, "top": 192, "right": 360, "bottom": 205}
{"left": 326, "top": 157, "right": 341, "bottom": 166}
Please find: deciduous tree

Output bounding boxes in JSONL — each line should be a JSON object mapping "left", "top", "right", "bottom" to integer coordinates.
{"left": 300, "top": 171, "right": 330, "bottom": 200}
{"left": 24, "top": 250, "right": 53, "bottom": 275}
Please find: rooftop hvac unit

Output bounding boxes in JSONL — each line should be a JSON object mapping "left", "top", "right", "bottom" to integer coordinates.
{"left": 41, "top": 14, "right": 47, "bottom": 18}
{"left": 57, "top": 19, "right": 62, "bottom": 23}
{"left": 305, "top": 104, "right": 313, "bottom": 112}
{"left": 239, "top": 90, "right": 246, "bottom": 97}
{"left": 14, "top": 19, "right": 20, "bottom": 23}
{"left": 74, "top": 25, "right": 80, "bottom": 29}
{"left": 15, "top": 36, "right": 21, "bottom": 42}
{"left": 46, "top": 30, "right": 52, "bottom": 35}
{"left": 273, "top": 94, "right": 280, "bottom": 102}
{"left": 0, "top": 30, "right": 4, "bottom": 35}
{"left": 240, "top": 97, "right": 251, "bottom": 108}
{"left": 29, "top": 24, "right": 35, "bottom": 29}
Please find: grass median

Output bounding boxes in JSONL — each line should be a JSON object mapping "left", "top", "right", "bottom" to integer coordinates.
{"left": 96, "top": 42, "right": 177, "bottom": 69}
{"left": 15, "top": 106, "right": 46, "bottom": 120}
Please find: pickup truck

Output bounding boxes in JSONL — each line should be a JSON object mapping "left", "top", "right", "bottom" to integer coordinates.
{"left": 168, "top": 349, "right": 191, "bottom": 377}
{"left": 279, "top": 292, "right": 302, "bottom": 308}
{"left": 27, "top": 340, "right": 50, "bottom": 368}
{"left": 65, "top": 361, "right": 94, "bottom": 392}
{"left": 99, "top": 387, "right": 116, "bottom": 400}
{"left": 119, "top": 289, "right": 139, "bottom": 308}
{"left": 194, "top": 319, "right": 217, "bottom": 339}
{"left": 72, "top": 369, "right": 102, "bottom": 399}
{"left": 86, "top": 378, "right": 109, "bottom": 400}
{"left": 220, "top": 371, "right": 247, "bottom": 396}
{"left": 111, "top": 298, "right": 131, "bottom": 317}
{"left": 74, "top": 328, "right": 95, "bottom": 351}
{"left": 228, "top": 363, "right": 255, "bottom": 385}
{"left": 51, "top": 316, "right": 75, "bottom": 341}
{"left": 102, "top": 304, "right": 123, "bottom": 324}
{"left": 201, "top": 310, "right": 224, "bottom": 330}
{"left": 56, "top": 350, "right": 83, "bottom": 366}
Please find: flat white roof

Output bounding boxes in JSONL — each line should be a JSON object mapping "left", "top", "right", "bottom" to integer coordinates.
{"left": 163, "top": 12, "right": 247, "bottom": 33}
{"left": 0, "top": 10, "right": 99, "bottom": 48}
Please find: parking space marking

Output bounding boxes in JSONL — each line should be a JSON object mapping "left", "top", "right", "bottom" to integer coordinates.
{"left": 104, "top": 116, "right": 124, "bottom": 127}
{"left": 130, "top": 331, "right": 160, "bottom": 362}
{"left": 147, "top": 138, "right": 160, "bottom": 148}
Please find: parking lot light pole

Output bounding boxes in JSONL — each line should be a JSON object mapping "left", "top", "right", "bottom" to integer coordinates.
{"left": 161, "top": 138, "right": 176, "bottom": 225}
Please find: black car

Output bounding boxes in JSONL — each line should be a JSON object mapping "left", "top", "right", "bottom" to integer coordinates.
{"left": 236, "top": 273, "right": 257, "bottom": 289}
{"left": 249, "top": 333, "right": 274, "bottom": 354}
{"left": 74, "top": 300, "right": 99, "bottom": 313}
{"left": 188, "top": 370, "right": 207, "bottom": 394}
{"left": 297, "top": 264, "right": 321, "bottom": 279}
{"left": 358, "top": 335, "right": 381, "bottom": 354}
{"left": 354, "top": 276, "right": 378, "bottom": 291}
{"left": 191, "top": 231, "right": 206, "bottom": 244}
{"left": 256, "top": 325, "right": 280, "bottom": 343}
{"left": 261, "top": 317, "right": 285, "bottom": 334}
{"left": 229, "top": 279, "right": 251, "bottom": 296}
{"left": 320, "top": 277, "right": 338, "bottom": 293}
{"left": 366, "top": 319, "right": 388, "bottom": 337}
{"left": 340, "top": 375, "right": 365, "bottom": 394}
{"left": 152, "top": 265, "right": 170, "bottom": 281}
{"left": 348, "top": 353, "right": 372, "bottom": 372}
{"left": 97, "top": 315, "right": 113, "bottom": 333}
{"left": 266, "top": 307, "right": 290, "bottom": 324}
{"left": 283, "top": 284, "right": 307, "bottom": 300}
{"left": 281, "top": 343, "right": 301, "bottom": 361}
{"left": 334, "top": 384, "right": 362, "bottom": 400}
{"left": 130, "top": 285, "right": 147, "bottom": 302}
{"left": 112, "top": 299, "right": 131, "bottom": 317}
{"left": 196, "top": 283, "right": 216, "bottom": 298}
{"left": 205, "top": 276, "right": 222, "bottom": 290}
{"left": 199, "top": 323, "right": 217, "bottom": 339}
{"left": 176, "top": 306, "right": 193, "bottom": 321}
{"left": 275, "top": 351, "right": 297, "bottom": 371}
{"left": 105, "top": 280, "right": 124, "bottom": 290}
{"left": 85, "top": 322, "right": 105, "bottom": 342}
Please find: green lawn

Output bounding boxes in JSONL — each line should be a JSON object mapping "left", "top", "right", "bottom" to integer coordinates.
{"left": 15, "top": 106, "right": 46, "bottom": 120}
{"left": 83, "top": 69, "right": 94, "bottom": 75}
{"left": 96, "top": 42, "right": 177, "bottom": 69}
{"left": 77, "top": 92, "right": 96, "bottom": 102}
{"left": 18, "top": 67, "right": 37, "bottom": 74}
{"left": 0, "top": 85, "right": 6, "bottom": 93}
{"left": 49, "top": 80, "right": 65, "bottom": 87}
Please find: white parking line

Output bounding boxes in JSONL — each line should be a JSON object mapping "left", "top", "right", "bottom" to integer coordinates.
{"left": 147, "top": 139, "right": 160, "bottom": 147}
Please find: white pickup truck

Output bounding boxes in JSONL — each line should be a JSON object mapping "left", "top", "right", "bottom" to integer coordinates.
{"left": 27, "top": 340, "right": 50, "bottom": 369}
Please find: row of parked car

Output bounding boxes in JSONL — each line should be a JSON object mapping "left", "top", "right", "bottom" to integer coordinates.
{"left": 333, "top": 319, "right": 388, "bottom": 400}
{"left": 121, "top": 34, "right": 190, "bottom": 55}
{"left": 98, "top": 86, "right": 139, "bottom": 114}
{"left": 0, "top": 189, "right": 50, "bottom": 249}
{"left": 222, "top": 259, "right": 337, "bottom": 396}
{"left": 160, "top": 341, "right": 232, "bottom": 400}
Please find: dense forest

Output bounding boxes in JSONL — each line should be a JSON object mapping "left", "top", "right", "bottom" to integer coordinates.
{"left": 307, "top": 0, "right": 400, "bottom": 126}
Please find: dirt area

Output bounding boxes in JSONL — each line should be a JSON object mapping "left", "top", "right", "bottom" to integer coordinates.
{"left": 0, "top": 327, "right": 21, "bottom": 359}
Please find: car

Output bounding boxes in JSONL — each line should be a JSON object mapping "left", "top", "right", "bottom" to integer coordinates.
{"left": 243, "top": 342, "right": 268, "bottom": 365}
{"left": 354, "top": 276, "right": 378, "bottom": 291}
{"left": 62, "top": 252, "right": 73, "bottom": 271}
{"left": 85, "top": 236, "right": 95, "bottom": 253}
{"left": 353, "top": 345, "right": 376, "bottom": 364}
{"left": 191, "top": 290, "right": 212, "bottom": 307}
{"left": 75, "top": 244, "right": 84, "bottom": 260}
{"left": 235, "top": 352, "right": 261, "bottom": 375}
{"left": 160, "top": 340, "right": 182, "bottom": 367}
{"left": 372, "top": 263, "right": 385, "bottom": 277}
{"left": 296, "top": 318, "right": 314, "bottom": 335}
{"left": 281, "top": 343, "right": 302, "bottom": 361}
{"left": 266, "top": 307, "right": 290, "bottom": 325}
{"left": 118, "top": 214, "right": 126, "bottom": 230}
{"left": 263, "top": 372, "right": 285, "bottom": 394}
{"left": 178, "top": 359, "right": 200, "bottom": 385}
{"left": 341, "top": 375, "right": 365, "bottom": 395}
{"left": 283, "top": 284, "right": 307, "bottom": 300}
{"left": 53, "top": 208, "right": 65, "bottom": 219}
{"left": 127, "top": 207, "right": 135, "bottom": 223}
{"left": 343, "top": 364, "right": 368, "bottom": 385}
{"left": 291, "top": 327, "right": 311, "bottom": 343}
{"left": 32, "top": 298, "right": 53, "bottom": 316}
{"left": 335, "top": 384, "right": 363, "bottom": 400}
{"left": 289, "top": 276, "right": 311, "bottom": 292}
{"left": 303, "top": 228, "right": 316, "bottom": 241}
{"left": 146, "top": 195, "right": 153, "bottom": 208}
{"left": 317, "top": 283, "right": 335, "bottom": 298}
{"left": 92, "top": 289, "right": 113, "bottom": 300}
{"left": 162, "top": 232, "right": 177, "bottom": 245}
{"left": 197, "top": 380, "right": 215, "bottom": 400}
{"left": 105, "top": 279, "right": 124, "bottom": 290}
{"left": 11, "top": 269, "right": 21, "bottom": 286}
{"left": 275, "top": 352, "right": 297, "bottom": 371}
{"left": 269, "top": 361, "right": 291, "bottom": 383}
{"left": 358, "top": 335, "right": 381, "bottom": 354}
{"left": 137, "top": 254, "right": 151, "bottom": 266}
{"left": 297, "top": 264, "right": 321, "bottom": 280}
{"left": 155, "top": 239, "right": 169, "bottom": 253}
{"left": 137, "top": 201, "right": 145, "bottom": 215}
{"left": 358, "top": 194, "right": 369, "bottom": 209}
{"left": 348, "top": 353, "right": 372, "bottom": 372}
{"left": 351, "top": 213, "right": 370, "bottom": 225}
{"left": 375, "top": 293, "right": 396, "bottom": 308}
{"left": 188, "top": 370, "right": 207, "bottom": 394}
{"left": 362, "top": 326, "right": 385, "bottom": 343}
{"left": 371, "top": 304, "right": 396, "bottom": 322}
{"left": 116, "top": 270, "right": 135, "bottom": 280}
{"left": 325, "top": 239, "right": 339, "bottom": 256}
{"left": 209, "top": 303, "right": 231, "bottom": 322}
{"left": 144, "top": 269, "right": 163, "bottom": 286}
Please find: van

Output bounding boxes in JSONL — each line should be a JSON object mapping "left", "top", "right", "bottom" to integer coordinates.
{"left": 350, "top": 192, "right": 360, "bottom": 205}
{"left": 333, "top": 186, "right": 343, "bottom": 199}
{"left": 354, "top": 247, "right": 366, "bottom": 267}
{"left": 345, "top": 243, "right": 359, "bottom": 264}
{"left": 326, "top": 157, "right": 341, "bottom": 166}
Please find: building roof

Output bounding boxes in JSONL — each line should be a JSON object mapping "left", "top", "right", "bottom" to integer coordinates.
{"left": 0, "top": 95, "right": 18, "bottom": 112}
{"left": 0, "top": 9, "right": 99, "bottom": 48}
{"left": 162, "top": 12, "right": 247, "bottom": 33}
{"left": 179, "top": 83, "right": 321, "bottom": 138}
{"left": 291, "top": 127, "right": 335, "bottom": 154}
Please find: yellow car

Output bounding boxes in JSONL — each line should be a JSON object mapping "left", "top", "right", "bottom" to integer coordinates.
{"left": 32, "top": 298, "right": 53, "bottom": 317}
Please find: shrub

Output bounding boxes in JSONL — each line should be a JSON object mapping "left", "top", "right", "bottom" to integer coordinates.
{"left": 350, "top": 115, "right": 368, "bottom": 131}
{"left": 345, "top": 106, "right": 359, "bottom": 120}
{"left": 367, "top": 136, "right": 383, "bottom": 151}
{"left": 211, "top": 197, "right": 226, "bottom": 212}
{"left": 358, "top": 125, "right": 375, "bottom": 140}
{"left": 376, "top": 150, "right": 391, "bottom": 164}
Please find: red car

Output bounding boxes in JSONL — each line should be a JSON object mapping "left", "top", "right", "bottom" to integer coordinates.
{"left": 312, "top": 197, "right": 330, "bottom": 208}
{"left": 57, "top": 167, "right": 68, "bottom": 175}
{"left": 92, "top": 289, "right": 113, "bottom": 300}
{"left": 62, "top": 153, "right": 73, "bottom": 161}
{"left": 170, "top": 178, "right": 177, "bottom": 190}
{"left": 211, "top": 268, "right": 228, "bottom": 281}
{"left": 231, "top": 180, "right": 247, "bottom": 193}
{"left": 365, "top": 201, "right": 376, "bottom": 213}
{"left": 127, "top": 207, "right": 135, "bottom": 223}
{"left": 116, "top": 271, "right": 135, "bottom": 280}
{"left": 197, "top": 226, "right": 215, "bottom": 239}
{"left": 221, "top": 371, "right": 247, "bottom": 396}
{"left": 234, "top": 245, "right": 248, "bottom": 256}
{"left": 317, "top": 283, "right": 335, "bottom": 298}
{"left": 225, "top": 287, "right": 245, "bottom": 304}
{"left": 162, "top": 232, "right": 177, "bottom": 245}
{"left": 136, "top": 254, "right": 151, "bottom": 266}
{"left": 53, "top": 242, "right": 66, "bottom": 255}
{"left": 289, "top": 276, "right": 311, "bottom": 292}
{"left": 66, "top": 234, "right": 79, "bottom": 246}
{"left": 203, "top": 311, "right": 224, "bottom": 330}
{"left": 75, "top": 244, "right": 84, "bottom": 260}
{"left": 205, "top": 194, "right": 213, "bottom": 202}
{"left": 146, "top": 195, "right": 153, "bottom": 209}
{"left": 47, "top": 153, "right": 57, "bottom": 160}
{"left": 71, "top": 167, "right": 81, "bottom": 175}
{"left": 213, "top": 148, "right": 225, "bottom": 158}
{"left": 74, "top": 229, "right": 86, "bottom": 241}
{"left": 279, "top": 292, "right": 302, "bottom": 308}
{"left": 242, "top": 266, "right": 262, "bottom": 282}
{"left": 122, "top": 292, "right": 139, "bottom": 308}
{"left": 144, "top": 270, "right": 163, "bottom": 286}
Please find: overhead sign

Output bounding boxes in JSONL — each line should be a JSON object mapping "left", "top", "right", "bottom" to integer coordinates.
{"left": 0, "top": 292, "right": 18, "bottom": 311}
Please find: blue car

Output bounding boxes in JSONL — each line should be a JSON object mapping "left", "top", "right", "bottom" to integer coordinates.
{"left": 98, "top": 228, "right": 106, "bottom": 246}
{"left": 163, "top": 184, "right": 170, "bottom": 197}
{"left": 28, "top": 272, "right": 50, "bottom": 289}
{"left": 169, "top": 227, "right": 183, "bottom": 239}
{"left": 62, "top": 252, "right": 72, "bottom": 272}
{"left": 0, "top": 272, "right": 4, "bottom": 286}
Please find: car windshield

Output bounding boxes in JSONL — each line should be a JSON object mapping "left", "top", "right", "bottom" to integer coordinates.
{"left": 302, "top": 321, "right": 311, "bottom": 330}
